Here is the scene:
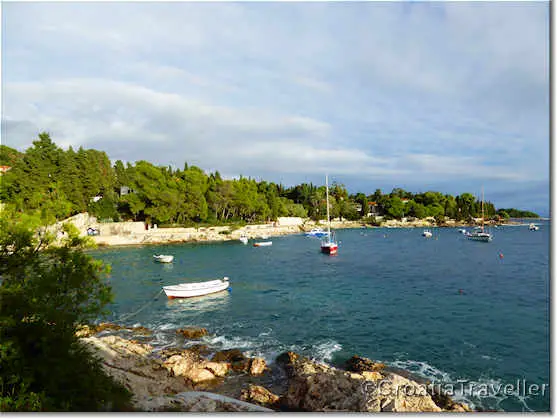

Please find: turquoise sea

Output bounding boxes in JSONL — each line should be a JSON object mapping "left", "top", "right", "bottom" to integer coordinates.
{"left": 90, "top": 221, "right": 550, "bottom": 412}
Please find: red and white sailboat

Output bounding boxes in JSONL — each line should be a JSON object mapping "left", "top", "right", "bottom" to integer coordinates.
{"left": 321, "top": 175, "right": 338, "bottom": 255}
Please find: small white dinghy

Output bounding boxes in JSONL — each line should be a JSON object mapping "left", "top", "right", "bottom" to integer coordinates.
{"left": 239, "top": 233, "right": 249, "bottom": 245}
{"left": 153, "top": 254, "right": 174, "bottom": 263}
{"left": 163, "top": 278, "right": 230, "bottom": 299}
{"left": 422, "top": 230, "right": 433, "bottom": 238}
{"left": 253, "top": 241, "right": 272, "bottom": 247}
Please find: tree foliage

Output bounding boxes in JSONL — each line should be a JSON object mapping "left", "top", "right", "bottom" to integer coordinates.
{"left": 0, "top": 133, "right": 537, "bottom": 225}
{"left": 497, "top": 208, "right": 540, "bottom": 218}
{"left": 0, "top": 209, "right": 132, "bottom": 411}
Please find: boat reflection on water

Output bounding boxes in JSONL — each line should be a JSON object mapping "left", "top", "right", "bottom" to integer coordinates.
{"left": 165, "top": 289, "right": 231, "bottom": 312}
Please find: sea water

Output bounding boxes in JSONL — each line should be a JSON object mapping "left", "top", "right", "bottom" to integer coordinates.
{"left": 90, "top": 221, "right": 550, "bottom": 411}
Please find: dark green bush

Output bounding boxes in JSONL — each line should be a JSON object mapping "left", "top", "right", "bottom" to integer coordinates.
{"left": 0, "top": 210, "right": 133, "bottom": 411}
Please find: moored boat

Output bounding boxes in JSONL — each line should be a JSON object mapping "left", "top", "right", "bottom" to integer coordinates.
{"left": 163, "top": 278, "right": 230, "bottom": 299}
{"left": 153, "top": 254, "right": 174, "bottom": 263}
{"left": 465, "top": 188, "right": 493, "bottom": 242}
{"left": 529, "top": 223, "right": 539, "bottom": 231}
{"left": 422, "top": 229, "right": 432, "bottom": 238}
{"left": 320, "top": 175, "right": 338, "bottom": 255}
{"left": 305, "top": 228, "right": 328, "bottom": 238}
{"left": 464, "top": 228, "right": 492, "bottom": 242}
{"left": 239, "top": 233, "right": 249, "bottom": 244}
{"left": 320, "top": 235, "right": 338, "bottom": 255}
{"left": 253, "top": 241, "right": 272, "bottom": 247}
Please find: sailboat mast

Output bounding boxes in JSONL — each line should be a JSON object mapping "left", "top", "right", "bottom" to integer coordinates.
{"left": 326, "top": 175, "right": 331, "bottom": 236}
{"left": 481, "top": 187, "right": 484, "bottom": 232}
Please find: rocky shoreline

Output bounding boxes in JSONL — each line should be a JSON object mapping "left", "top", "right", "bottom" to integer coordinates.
{"left": 51, "top": 212, "right": 517, "bottom": 248}
{"left": 77, "top": 323, "right": 472, "bottom": 412}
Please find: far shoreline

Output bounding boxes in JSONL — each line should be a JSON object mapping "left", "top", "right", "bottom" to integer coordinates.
{"left": 86, "top": 219, "right": 528, "bottom": 249}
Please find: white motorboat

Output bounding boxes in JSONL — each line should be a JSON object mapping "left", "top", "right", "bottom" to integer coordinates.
{"left": 153, "top": 254, "right": 174, "bottom": 263}
{"left": 422, "top": 229, "right": 432, "bottom": 238}
{"left": 253, "top": 241, "right": 272, "bottom": 247}
{"left": 529, "top": 223, "right": 539, "bottom": 231}
{"left": 320, "top": 175, "right": 338, "bottom": 255}
{"left": 305, "top": 228, "right": 328, "bottom": 238}
{"left": 239, "top": 233, "right": 249, "bottom": 244}
{"left": 163, "top": 278, "right": 230, "bottom": 299}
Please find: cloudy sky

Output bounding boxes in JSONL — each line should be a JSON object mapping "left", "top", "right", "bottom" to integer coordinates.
{"left": 2, "top": 2, "right": 550, "bottom": 215}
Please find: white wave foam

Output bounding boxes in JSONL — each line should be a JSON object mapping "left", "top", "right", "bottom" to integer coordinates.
{"left": 390, "top": 359, "right": 452, "bottom": 382}
{"left": 388, "top": 359, "right": 535, "bottom": 412}
{"left": 155, "top": 322, "right": 180, "bottom": 331}
{"left": 312, "top": 340, "right": 342, "bottom": 363}
{"left": 202, "top": 334, "right": 260, "bottom": 351}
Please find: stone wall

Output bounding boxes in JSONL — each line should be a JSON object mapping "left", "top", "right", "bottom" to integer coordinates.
{"left": 277, "top": 217, "right": 304, "bottom": 226}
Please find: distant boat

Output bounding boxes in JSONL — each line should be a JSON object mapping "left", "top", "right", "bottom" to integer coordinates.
{"left": 163, "top": 278, "right": 230, "bottom": 299}
{"left": 422, "top": 229, "right": 433, "bottom": 238}
{"left": 239, "top": 233, "right": 249, "bottom": 244}
{"left": 253, "top": 241, "right": 272, "bottom": 247}
{"left": 458, "top": 228, "right": 467, "bottom": 234}
{"left": 464, "top": 227, "right": 492, "bottom": 242}
{"left": 305, "top": 228, "right": 328, "bottom": 238}
{"left": 320, "top": 175, "right": 338, "bottom": 255}
{"left": 465, "top": 188, "right": 493, "bottom": 242}
{"left": 153, "top": 254, "right": 174, "bottom": 263}
{"left": 529, "top": 223, "right": 540, "bottom": 231}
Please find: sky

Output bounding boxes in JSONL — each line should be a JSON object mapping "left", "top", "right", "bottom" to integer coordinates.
{"left": 1, "top": 1, "right": 550, "bottom": 215}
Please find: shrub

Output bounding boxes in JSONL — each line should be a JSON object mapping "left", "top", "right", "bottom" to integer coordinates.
{"left": 0, "top": 210, "right": 133, "bottom": 411}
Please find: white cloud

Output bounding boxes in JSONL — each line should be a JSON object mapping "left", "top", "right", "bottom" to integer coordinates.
{"left": 1, "top": 2, "right": 549, "bottom": 212}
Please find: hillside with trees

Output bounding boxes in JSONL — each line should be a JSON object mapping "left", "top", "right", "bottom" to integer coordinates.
{"left": 0, "top": 132, "right": 538, "bottom": 225}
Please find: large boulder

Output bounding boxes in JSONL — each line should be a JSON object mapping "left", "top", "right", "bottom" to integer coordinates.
{"left": 80, "top": 336, "right": 192, "bottom": 404}
{"left": 279, "top": 352, "right": 442, "bottom": 412}
{"left": 275, "top": 351, "right": 299, "bottom": 377}
{"left": 176, "top": 327, "right": 208, "bottom": 339}
{"left": 362, "top": 374, "right": 441, "bottom": 412}
{"left": 164, "top": 354, "right": 198, "bottom": 377}
{"left": 345, "top": 355, "right": 385, "bottom": 373}
{"left": 283, "top": 359, "right": 368, "bottom": 411}
{"left": 240, "top": 385, "right": 280, "bottom": 409}
{"left": 187, "top": 344, "right": 212, "bottom": 357}
{"left": 162, "top": 351, "right": 227, "bottom": 388}
{"left": 212, "top": 349, "right": 250, "bottom": 372}
{"left": 76, "top": 322, "right": 152, "bottom": 338}
{"left": 248, "top": 357, "right": 267, "bottom": 376}
{"left": 185, "top": 368, "right": 217, "bottom": 385}
{"left": 204, "top": 361, "right": 230, "bottom": 378}
{"left": 212, "top": 348, "right": 245, "bottom": 363}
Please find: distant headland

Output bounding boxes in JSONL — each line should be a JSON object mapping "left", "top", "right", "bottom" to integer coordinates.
{"left": 0, "top": 133, "right": 539, "bottom": 230}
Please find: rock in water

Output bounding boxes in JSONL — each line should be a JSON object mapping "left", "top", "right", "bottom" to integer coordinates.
{"left": 176, "top": 327, "right": 208, "bottom": 339}
{"left": 345, "top": 355, "right": 385, "bottom": 373}
{"left": 280, "top": 353, "right": 442, "bottom": 412}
